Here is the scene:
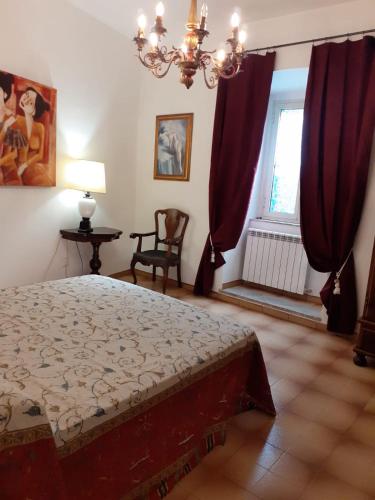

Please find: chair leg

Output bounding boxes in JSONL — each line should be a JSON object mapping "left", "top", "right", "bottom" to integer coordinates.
{"left": 152, "top": 266, "right": 156, "bottom": 282}
{"left": 177, "top": 263, "right": 182, "bottom": 288}
{"left": 131, "top": 257, "right": 137, "bottom": 285}
{"left": 162, "top": 266, "right": 169, "bottom": 294}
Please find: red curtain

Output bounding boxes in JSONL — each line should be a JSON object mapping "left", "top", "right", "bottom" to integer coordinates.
{"left": 194, "top": 53, "right": 276, "bottom": 295}
{"left": 300, "top": 36, "right": 375, "bottom": 334}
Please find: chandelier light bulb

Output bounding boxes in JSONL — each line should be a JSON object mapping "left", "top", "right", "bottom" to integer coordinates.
{"left": 181, "top": 43, "right": 188, "bottom": 54}
{"left": 230, "top": 12, "right": 240, "bottom": 28}
{"left": 239, "top": 30, "right": 247, "bottom": 45}
{"left": 201, "top": 2, "right": 208, "bottom": 18}
{"left": 137, "top": 14, "right": 147, "bottom": 30}
{"left": 149, "top": 32, "right": 159, "bottom": 47}
{"left": 217, "top": 48, "right": 226, "bottom": 63}
{"left": 155, "top": 1, "right": 165, "bottom": 17}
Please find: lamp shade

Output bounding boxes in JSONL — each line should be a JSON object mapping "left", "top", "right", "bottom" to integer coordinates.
{"left": 64, "top": 160, "right": 106, "bottom": 194}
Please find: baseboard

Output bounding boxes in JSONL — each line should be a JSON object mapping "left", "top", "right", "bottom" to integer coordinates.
{"left": 109, "top": 269, "right": 194, "bottom": 291}
{"left": 109, "top": 270, "right": 132, "bottom": 279}
{"left": 222, "top": 279, "right": 244, "bottom": 289}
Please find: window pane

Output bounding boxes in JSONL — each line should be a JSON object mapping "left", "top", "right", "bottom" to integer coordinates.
{"left": 269, "top": 108, "right": 304, "bottom": 215}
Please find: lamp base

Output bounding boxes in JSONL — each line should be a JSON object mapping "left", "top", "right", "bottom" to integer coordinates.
{"left": 78, "top": 217, "right": 93, "bottom": 233}
{"left": 78, "top": 192, "right": 96, "bottom": 233}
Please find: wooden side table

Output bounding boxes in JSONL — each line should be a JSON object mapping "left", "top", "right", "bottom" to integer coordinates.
{"left": 60, "top": 227, "right": 123, "bottom": 275}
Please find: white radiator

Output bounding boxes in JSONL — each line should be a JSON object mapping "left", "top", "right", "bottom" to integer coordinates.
{"left": 242, "top": 229, "right": 308, "bottom": 295}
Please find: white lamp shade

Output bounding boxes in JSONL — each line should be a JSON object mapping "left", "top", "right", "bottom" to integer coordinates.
{"left": 64, "top": 160, "right": 106, "bottom": 194}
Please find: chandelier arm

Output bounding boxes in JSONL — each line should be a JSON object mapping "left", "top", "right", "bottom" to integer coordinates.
{"left": 159, "top": 46, "right": 179, "bottom": 63}
{"left": 137, "top": 52, "right": 163, "bottom": 70}
{"left": 151, "top": 54, "right": 181, "bottom": 79}
{"left": 203, "top": 66, "right": 218, "bottom": 89}
{"left": 199, "top": 52, "right": 214, "bottom": 67}
{"left": 216, "top": 64, "right": 242, "bottom": 80}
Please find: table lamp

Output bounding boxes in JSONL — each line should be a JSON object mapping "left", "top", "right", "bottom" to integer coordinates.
{"left": 64, "top": 160, "right": 106, "bottom": 233}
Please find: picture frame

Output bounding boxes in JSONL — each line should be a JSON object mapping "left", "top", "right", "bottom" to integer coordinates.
{"left": 0, "top": 69, "right": 56, "bottom": 187}
{"left": 154, "top": 113, "right": 193, "bottom": 181}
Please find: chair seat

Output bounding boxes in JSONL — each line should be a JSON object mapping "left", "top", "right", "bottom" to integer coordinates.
{"left": 134, "top": 249, "right": 179, "bottom": 264}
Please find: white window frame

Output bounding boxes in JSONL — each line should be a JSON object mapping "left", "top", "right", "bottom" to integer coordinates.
{"left": 259, "top": 99, "right": 304, "bottom": 224}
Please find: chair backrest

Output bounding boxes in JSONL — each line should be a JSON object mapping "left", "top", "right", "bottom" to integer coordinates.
{"left": 154, "top": 209, "right": 189, "bottom": 254}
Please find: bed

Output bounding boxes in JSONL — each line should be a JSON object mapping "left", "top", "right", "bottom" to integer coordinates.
{"left": 0, "top": 275, "right": 274, "bottom": 499}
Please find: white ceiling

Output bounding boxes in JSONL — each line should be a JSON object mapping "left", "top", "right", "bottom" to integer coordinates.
{"left": 67, "top": 0, "right": 355, "bottom": 38}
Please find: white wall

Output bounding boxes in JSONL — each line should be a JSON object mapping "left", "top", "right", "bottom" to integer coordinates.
{"left": 0, "top": 0, "right": 140, "bottom": 288}
{"left": 133, "top": 75, "right": 217, "bottom": 285}
{"left": 133, "top": 0, "right": 375, "bottom": 316}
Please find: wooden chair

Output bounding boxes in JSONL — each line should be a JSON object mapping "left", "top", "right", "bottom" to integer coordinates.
{"left": 130, "top": 209, "right": 189, "bottom": 293}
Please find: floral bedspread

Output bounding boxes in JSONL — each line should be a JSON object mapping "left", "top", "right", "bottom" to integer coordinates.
{"left": 0, "top": 276, "right": 257, "bottom": 457}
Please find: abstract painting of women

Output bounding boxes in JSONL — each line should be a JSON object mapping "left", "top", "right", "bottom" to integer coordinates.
{"left": 154, "top": 113, "right": 193, "bottom": 181}
{"left": 0, "top": 69, "right": 56, "bottom": 187}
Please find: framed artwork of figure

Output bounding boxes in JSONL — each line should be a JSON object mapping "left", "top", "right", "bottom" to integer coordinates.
{"left": 154, "top": 113, "right": 193, "bottom": 181}
{"left": 0, "top": 69, "right": 56, "bottom": 187}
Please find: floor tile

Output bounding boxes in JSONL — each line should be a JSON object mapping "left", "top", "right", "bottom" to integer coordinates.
{"left": 260, "top": 412, "right": 311, "bottom": 451}
{"left": 269, "top": 379, "right": 303, "bottom": 411}
{"left": 270, "top": 452, "right": 314, "bottom": 485}
{"left": 310, "top": 371, "right": 374, "bottom": 406}
{"left": 301, "top": 471, "right": 371, "bottom": 500}
{"left": 364, "top": 395, "right": 375, "bottom": 414}
{"left": 249, "top": 470, "right": 307, "bottom": 500}
{"left": 231, "top": 410, "right": 275, "bottom": 435}
{"left": 266, "top": 356, "right": 321, "bottom": 385}
{"left": 287, "top": 342, "right": 337, "bottom": 366}
{"left": 286, "top": 419, "right": 340, "bottom": 464}
{"left": 258, "top": 332, "right": 297, "bottom": 352}
{"left": 288, "top": 390, "right": 359, "bottom": 431}
{"left": 303, "top": 332, "right": 350, "bottom": 352}
{"left": 331, "top": 356, "right": 375, "bottom": 384}
{"left": 236, "top": 310, "right": 275, "bottom": 329}
{"left": 176, "top": 464, "right": 213, "bottom": 494}
{"left": 265, "top": 320, "right": 313, "bottom": 339}
{"left": 182, "top": 296, "right": 212, "bottom": 308}
{"left": 221, "top": 438, "right": 283, "bottom": 488}
{"left": 202, "top": 425, "right": 248, "bottom": 469}
{"left": 165, "top": 483, "right": 192, "bottom": 499}
{"left": 324, "top": 440, "right": 375, "bottom": 496}
{"left": 221, "top": 445, "right": 268, "bottom": 490}
{"left": 167, "top": 288, "right": 192, "bottom": 299}
{"left": 193, "top": 473, "right": 259, "bottom": 500}
{"left": 348, "top": 414, "right": 375, "bottom": 448}
{"left": 205, "top": 301, "right": 246, "bottom": 317}
{"left": 260, "top": 347, "right": 279, "bottom": 363}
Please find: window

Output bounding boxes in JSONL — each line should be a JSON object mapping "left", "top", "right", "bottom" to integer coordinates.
{"left": 260, "top": 101, "right": 304, "bottom": 223}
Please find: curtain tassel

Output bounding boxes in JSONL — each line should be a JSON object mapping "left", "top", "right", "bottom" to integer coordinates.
{"left": 209, "top": 234, "right": 215, "bottom": 264}
{"left": 333, "top": 250, "right": 352, "bottom": 296}
{"left": 333, "top": 277, "right": 341, "bottom": 295}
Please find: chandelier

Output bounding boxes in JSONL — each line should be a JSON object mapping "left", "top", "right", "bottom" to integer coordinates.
{"left": 133, "top": 0, "right": 247, "bottom": 89}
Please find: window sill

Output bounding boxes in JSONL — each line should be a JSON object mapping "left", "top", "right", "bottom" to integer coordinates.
{"left": 249, "top": 218, "right": 301, "bottom": 236}
{"left": 256, "top": 217, "right": 300, "bottom": 227}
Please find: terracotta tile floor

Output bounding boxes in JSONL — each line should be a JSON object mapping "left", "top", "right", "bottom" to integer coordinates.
{"left": 120, "top": 275, "right": 375, "bottom": 500}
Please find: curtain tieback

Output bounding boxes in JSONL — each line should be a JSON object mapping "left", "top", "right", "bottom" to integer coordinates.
{"left": 333, "top": 250, "right": 353, "bottom": 296}
{"left": 209, "top": 234, "right": 215, "bottom": 263}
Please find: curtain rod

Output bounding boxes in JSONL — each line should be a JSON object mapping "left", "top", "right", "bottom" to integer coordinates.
{"left": 245, "top": 28, "right": 375, "bottom": 54}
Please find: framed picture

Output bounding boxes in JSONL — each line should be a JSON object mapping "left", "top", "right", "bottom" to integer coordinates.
{"left": 154, "top": 113, "right": 193, "bottom": 181}
{"left": 0, "top": 69, "right": 56, "bottom": 187}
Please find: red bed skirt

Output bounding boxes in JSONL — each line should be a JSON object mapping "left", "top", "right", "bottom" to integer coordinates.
{"left": 0, "top": 343, "right": 274, "bottom": 500}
